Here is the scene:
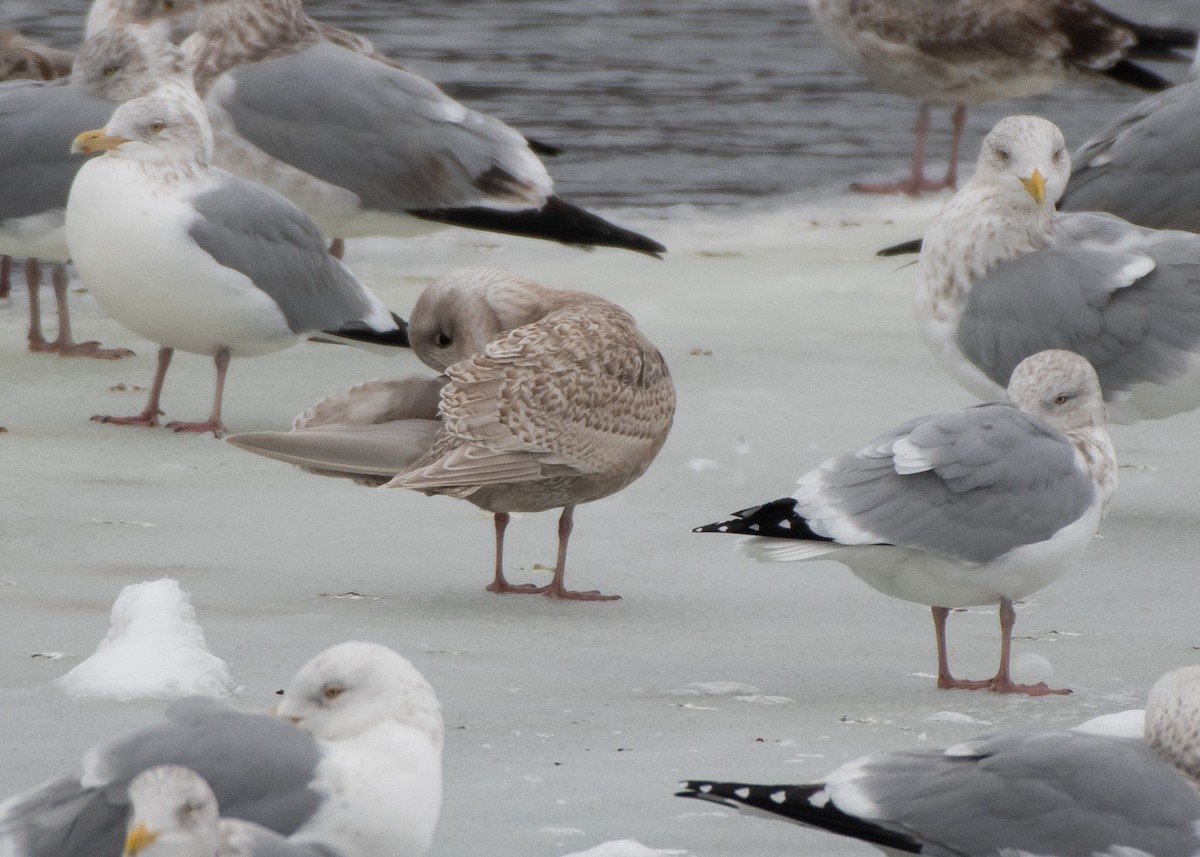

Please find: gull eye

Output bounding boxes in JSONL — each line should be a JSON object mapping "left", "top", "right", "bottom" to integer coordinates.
{"left": 103, "top": 65, "right": 118, "bottom": 76}
{"left": 1054, "top": 394, "right": 1069, "bottom": 405}
{"left": 321, "top": 683, "right": 344, "bottom": 701}
{"left": 180, "top": 799, "right": 203, "bottom": 818}
{"left": 149, "top": 121, "right": 166, "bottom": 133}
{"left": 162, "top": 0, "right": 175, "bottom": 9}
{"left": 435, "top": 331, "right": 452, "bottom": 348}
{"left": 993, "top": 146, "right": 1010, "bottom": 163}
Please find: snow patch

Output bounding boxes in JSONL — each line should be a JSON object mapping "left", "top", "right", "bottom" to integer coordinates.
{"left": 561, "top": 841, "right": 692, "bottom": 857}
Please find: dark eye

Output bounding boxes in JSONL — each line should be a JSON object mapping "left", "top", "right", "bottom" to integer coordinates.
{"left": 1053, "top": 148, "right": 1065, "bottom": 162}
{"left": 435, "top": 331, "right": 452, "bottom": 348}
{"left": 1054, "top": 394, "right": 1069, "bottom": 405}
{"left": 162, "top": 0, "right": 175, "bottom": 8}
{"left": 103, "top": 65, "right": 118, "bottom": 76}
{"left": 994, "top": 146, "right": 1010, "bottom": 163}
{"left": 321, "top": 683, "right": 344, "bottom": 701}
{"left": 180, "top": 799, "right": 202, "bottom": 817}
{"left": 149, "top": 121, "right": 166, "bottom": 133}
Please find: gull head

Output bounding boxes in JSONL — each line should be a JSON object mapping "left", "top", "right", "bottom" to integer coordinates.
{"left": 276, "top": 642, "right": 444, "bottom": 748}
{"left": 1146, "top": 665, "right": 1200, "bottom": 784}
{"left": 73, "top": 26, "right": 190, "bottom": 102}
{"left": 1006, "top": 349, "right": 1107, "bottom": 433}
{"left": 72, "top": 94, "right": 209, "bottom": 166}
{"left": 124, "top": 765, "right": 220, "bottom": 857}
{"left": 973, "top": 116, "right": 1070, "bottom": 212}
{"left": 87, "top": 0, "right": 199, "bottom": 43}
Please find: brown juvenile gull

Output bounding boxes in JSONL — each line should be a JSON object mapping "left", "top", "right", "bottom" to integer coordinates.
{"left": 695, "top": 350, "right": 1115, "bottom": 695}
{"left": 0, "top": 31, "right": 73, "bottom": 82}
{"left": 227, "top": 266, "right": 676, "bottom": 600}
{"left": 65, "top": 93, "right": 409, "bottom": 436}
{"left": 179, "top": 0, "right": 664, "bottom": 258}
{"left": 919, "top": 114, "right": 1200, "bottom": 423}
{"left": 0, "top": 641, "right": 443, "bottom": 857}
{"left": 807, "top": 0, "right": 1195, "bottom": 195}
{"left": 678, "top": 664, "right": 1200, "bottom": 856}
{"left": 0, "top": 26, "right": 197, "bottom": 359}
{"left": 1062, "top": 77, "right": 1200, "bottom": 232}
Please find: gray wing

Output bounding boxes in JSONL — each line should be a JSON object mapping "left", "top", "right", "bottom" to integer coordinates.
{"left": 799, "top": 404, "right": 1092, "bottom": 563}
{"left": 219, "top": 819, "right": 339, "bottom": 857}
{"left": 0, "top": 79, "right": 114, "bottom": 223}
{"left": 828, "top": 732, "right": 1200, "bottom": 857}
{"left": 958, "top": 213, "right": 1200, "bottom": 395}
{"left": 1062, "top": 80, "right": 1200, "bottom": 231}
{"left": 187, "top": 171, "right": 389, "bottom": 334}
{"left": 0, "top": 698, "right": 322, "bottom": 857}
{"left": 215, "top": 41, "right": 549, "bottom": 212}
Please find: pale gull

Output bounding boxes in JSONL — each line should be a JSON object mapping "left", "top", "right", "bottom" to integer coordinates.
{"left": 0, "top": 26, "right": 195, "bottom": 359}
{"left": 226, "top": 266, "right": 676, "bottom": 600}
{"left": 807, "top": 0, "right": 1194, "bottom": 194}
{"left": 677, "top": 664, "right": 1200, "bottom": 856}
{"left": 918, "top": 114, "right": 1200, "bottom": 423}
{"left": 1062, "top": 77, "right": 1200, "bottom": 231}
{"left": 122, "top": 766, "right": 329, "bottom": 857}
{"left": 180, "top": 0, "right": 664, "bottom": 257}
{"left": 694, "top": 350, "right": 1115, "bottom": 695}
{"left": 0, "top": 641, "right": 443, "bottom": 857}
{"left": 64, "top": 92, "right": 409, "bottom": 436}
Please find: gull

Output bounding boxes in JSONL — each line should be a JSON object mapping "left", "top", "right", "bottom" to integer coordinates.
{"left": 918, "top": 113, "right": 1200, "bottom": 423}
{"left": 694, "top": 350, "right": 1115, "bottom": 695}
{"left": 180, "top": 0, "right": 665, "bottom": 258}
{"left": 0, "top": 31, "right": 73, "bottom": 81}
{"left": 807, "top": 0, "right": 1195, "bottom": 195}
{"left": 0, "top": 641, "right": 443, "bottom": 857}
{"left": 85, "top": 0, "right": 200, "bottom": 44}
{"left": 677, "top": 664, "right": 1200, "bottom": 856}
{"left": 226, "top": 266, "right": 676, "bottom": 600}
{"left": 1062, "top": 78, "right": 1200, "bottom": 232}
{"left": 65, "top": 91, "right": 409, "bottom": 436}
{"left": 0, "top": 25, "right": 196, "bottom": 358}
{"left": 122, "top": 766, "right": 326, "bottom": 857}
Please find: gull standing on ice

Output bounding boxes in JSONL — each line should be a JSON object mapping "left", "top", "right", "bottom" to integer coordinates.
{"left": 677, "top": 664, "right": 1200, "bottom": 855}
{"left": 0, "top": 641, "right": 443, "bottom": 857}
{"left": 807, "top": 0, "right": 1195, "bottom": 194}
{"left": 180, "top": 0, "right": 664, "bottom": 258}
{"left": 65, "top": 92, "right": 409, "bottom": 436}
{"left": 226, "top": 267, "right": 676, "bottom": 600}
{"left": 0, "top": 25, "right": 196, "bottom": 358}
{"left": 695, "top": 350, "right": 1115, "bottom": 695}
{"left": 1062, "top": 78, "right": 1200, "bottom": 232}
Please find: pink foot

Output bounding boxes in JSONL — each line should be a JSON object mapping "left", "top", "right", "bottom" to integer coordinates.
{"left": 852, "top": 176, "right": 954, "bottom": 196}
{"left": 486, "top": 580, "right": 549, "bottom": 595}
{"left": 543, "top": 583, "right": 621, "bottom": 602}
{"left": 53, "top": 340, "right": 135, "bottom": 360}
{"left": 92, "top": 411, "right": 162, "bottom": 428}
{"left": 938, "top": 674, "right": 1070, "bottom": 696}
{"left": 165, "top": 418, "right": 226, "bottom": 437}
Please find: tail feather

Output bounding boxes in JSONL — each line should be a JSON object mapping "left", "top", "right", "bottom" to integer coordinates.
{"left": 409, "top": 196, "right": 666, "bottom": 258}
{"left": 693, "top": 497, "right": 834, "bottom": 542}
{"left": 676, "top": 780, "right": 922, "bottom": 854}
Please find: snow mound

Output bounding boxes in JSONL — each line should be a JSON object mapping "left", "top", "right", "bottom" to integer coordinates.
{"left": 57, "top": 578, "right": 234, "bottom": 700}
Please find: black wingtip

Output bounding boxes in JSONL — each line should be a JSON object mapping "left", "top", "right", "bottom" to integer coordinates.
{"left": 1128, "top": 22, "right": 1198, "bottom": 58}
{"left": 693, "top": 497, "right": 835, "bottom": 541}
{"left": 526, "top": 136, "right": 564, "bottom": 157}
{"left": 876, "top": 237, "right": 923, "bottom": 257}
{"left": 410, "top": 196, "right": 667, "bottom": 258}
{"left": 324, "top": 312, "right": 410, "bottom": 348}
{"left": 1102, "top": 59, "right": 1174, "bottom": 92}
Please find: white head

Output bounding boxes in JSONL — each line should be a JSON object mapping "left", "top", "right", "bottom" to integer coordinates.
{"left": 71, "top": 93, "right": 212, "bottom": 168}
{"left": 1006, "top": 349, "right": 1107, "bottom": 433}
{"left": 408, "top": 266, "right": 595, "bottom": 371}
{"left": 1145, "top": 665, "right": 1200, "bottom": 783}
{"left": 972, "top": 115, "right": 1071, "bottom": 213}
{"left": 123, "top": 765, "right": 220, "bottom": 857}
{"left": 276, "top": 641, "right": 444, "bottom": 749}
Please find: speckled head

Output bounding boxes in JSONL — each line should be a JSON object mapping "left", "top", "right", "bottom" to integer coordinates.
{"left": 1146, "top": 665, "right": 1200, "bottom": 783}
{"left": 974, "top": 115, "right": 1071, "bottom": 210}
{"left": 1006, "top": 349, "right": 1107, "bottom": 432}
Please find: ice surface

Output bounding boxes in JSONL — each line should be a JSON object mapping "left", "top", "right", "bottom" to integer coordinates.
{"left": 1, "top": 196, "right": 1196, "bottom": 856}
{"left": 56, "top": 578, "right": 235, "bottom": 700}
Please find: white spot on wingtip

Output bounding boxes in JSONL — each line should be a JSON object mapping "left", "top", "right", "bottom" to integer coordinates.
{"left": 734, "top": 787, "right": 751, "bottom": 799}
{"left": 770, "top": 790, "right": 787, "bottom": 804}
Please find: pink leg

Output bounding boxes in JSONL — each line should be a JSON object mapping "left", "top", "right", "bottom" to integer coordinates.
{"left": 486, "top": 511, "right": 547, "bottom": 594}
{"left": 543, "top": 506, "right": 620, "bottom": 601}
{"left": 45, "top": 264, "right": 134, "bottom": 359}
{"left": 932, "top": 601, "right": 1070, "bottom": 695}
{"left": 26, "top": 259, "right": 51, "bottom": 352}
{"left": 853, "top": 104, "right": 961, "bottom": 196}
{"left": 166, "top": 347, "right": 230, "bottom": 436}
{"left": 0, "top": 254, "right": 11, "bottom": 300}
{"left": 940, "top": 105, "right": 967, "bottom": 191}
{"left": 93, "top": 346, "right": 173, "bottom": 428}
{"left": 328, "top": 238, "right": 345, "bottom": 260}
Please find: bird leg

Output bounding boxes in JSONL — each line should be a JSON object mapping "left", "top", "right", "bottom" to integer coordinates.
{"left": 932, "top": 601, "right": 1070, "bottom": 695}
{"left": 93, "top": 346, "right": 173, "bottom": 428}
{"left": 852, "top": 104, "right": 960, "bottom": 195}
{"left": 25, "top": 258, "right": 50, "bottom": 352}
{"left": 486, "top": 512, "right": 547, "bottom": 594}
{"left": 328, "top": 238, "right": 345, "bottom": 260}
{"left": 166, "top": 347, "right": 230, "bottom": 436}
{"left": 45, "top": 264, "right": 134, "bottom": 359}
{"left": 0, "top": 254, "right": 10, "bottom": 300}
{"left": 542, "top": 506, "right": 620, "bottom": 601}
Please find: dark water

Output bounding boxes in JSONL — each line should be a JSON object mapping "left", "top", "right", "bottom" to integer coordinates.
{"left": 8, "top": 0, "right": 1200, "bottom": 209}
